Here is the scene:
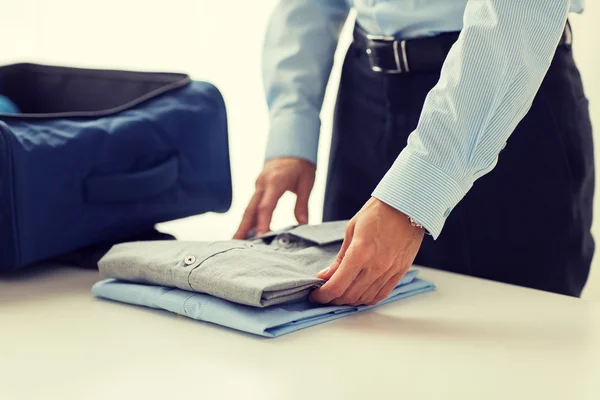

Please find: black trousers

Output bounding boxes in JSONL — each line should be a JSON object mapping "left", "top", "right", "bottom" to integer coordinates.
{"left": 323, "top": 37, "right": 595, "bottom": 297}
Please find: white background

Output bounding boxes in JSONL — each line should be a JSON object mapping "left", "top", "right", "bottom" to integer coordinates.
{"left": 0, "top": 0, "right": 598, "bottom": 300}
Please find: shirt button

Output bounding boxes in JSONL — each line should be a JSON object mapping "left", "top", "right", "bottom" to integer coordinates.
{"left": 184, "top": 256, "right": 196, "bottom": 265}
{"left": 278, "top": 236, "right": 290, "bottom": 246}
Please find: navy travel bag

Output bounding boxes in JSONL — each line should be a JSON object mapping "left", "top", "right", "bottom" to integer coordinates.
{"left": 0, "top": 63, "right": 232, "bottom": 271}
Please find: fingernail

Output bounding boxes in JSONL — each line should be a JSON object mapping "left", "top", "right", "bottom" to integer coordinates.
{"left": 318, "top": 267, "right": 330, "bottom": 276}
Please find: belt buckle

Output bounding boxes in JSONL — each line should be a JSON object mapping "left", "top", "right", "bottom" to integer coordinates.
{"left": 365, "top": 33, "right": 410, "bottom": 74}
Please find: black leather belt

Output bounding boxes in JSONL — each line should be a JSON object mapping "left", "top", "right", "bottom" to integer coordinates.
{"left": 353, "top": 22, "right": 573, "bottom": 74}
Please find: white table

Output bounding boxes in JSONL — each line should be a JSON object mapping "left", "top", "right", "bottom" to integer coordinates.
{"left": 1, "top": 265, "right": 599, "bottom": 400}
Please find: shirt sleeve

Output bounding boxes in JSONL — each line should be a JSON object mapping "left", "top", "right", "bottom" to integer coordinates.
{"left": 262, "top": 0, "right": 350, "bottom": 165}
{"left": 372, "top": 0, "right": 571, "bottom": 239}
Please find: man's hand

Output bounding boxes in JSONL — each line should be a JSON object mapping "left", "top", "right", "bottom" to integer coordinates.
{"left": 309, "top": 197, "right": 424, "bottom": 306}
{"left": 234, "top": 157, "right": 316, "bottom": 239}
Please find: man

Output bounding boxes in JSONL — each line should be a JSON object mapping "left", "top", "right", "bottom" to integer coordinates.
{"left": 235, "top": 0, "right": 594, "bottom": 305}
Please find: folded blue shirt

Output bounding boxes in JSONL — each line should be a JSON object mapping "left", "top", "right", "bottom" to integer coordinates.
{"left": 92, "top": 269, "right": 435, "bottom": 337}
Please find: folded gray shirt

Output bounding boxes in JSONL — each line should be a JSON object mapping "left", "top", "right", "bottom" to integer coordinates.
{"left": 98, "top": 221, "right": 348, "bottom": 307}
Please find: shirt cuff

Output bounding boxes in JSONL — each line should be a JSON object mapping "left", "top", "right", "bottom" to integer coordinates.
{"left": 372, "top": 149, "right": 468, "bottom": 239}
{"left": 264, "top": 112, "right": 321, "bottom": 165}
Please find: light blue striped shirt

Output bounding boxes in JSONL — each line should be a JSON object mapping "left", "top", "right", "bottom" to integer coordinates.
{"left": 263, "top": 0, "right": 584, "bottom": 239}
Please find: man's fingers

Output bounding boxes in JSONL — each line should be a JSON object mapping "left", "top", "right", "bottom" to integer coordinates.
{"left": 294, "top": 178, "right": 313, "bottom": 225}
{"left": 294, "top": 201, "right": 309, "bottom": 225}
{"left": 256, "top": 187, "right": 286, "bottom": 235}
{"left": 332, "top": 268, "right": 390, "bottom": 306}
{"left": 329, "top": 269, "right": 373, "bottom": 306}
{"left": 370, "top": 272, "right": 405, "bottom": 305}
{"left": 331, "top": 257, "right": 398, "bottom": 306}
{"left": 316, "top": 262, "right": 337, "bottom": 281}
{"left": 339, "top": 221, "right": 354, "bottom": 259}
{"left": 233, "top": 191, "right": 262, "bottom": 239}
{"left": 358, "top": 267, "right": 399, "bottom": 305}
{"left": 310, "top": 244, "right": 364, "bottom": 304}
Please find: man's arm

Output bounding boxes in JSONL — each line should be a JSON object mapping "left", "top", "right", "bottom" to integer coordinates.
{"left": 262, "top": 0, "right": 350, "bottom": 165}
{"left": 234, "top": 1, "right": 349, "bottom": 238}
{"left": 372, "top": 0, "right": 571, "bottom": 239}
{"left": 310, "top": 0, "right": 573, "bottom": 306}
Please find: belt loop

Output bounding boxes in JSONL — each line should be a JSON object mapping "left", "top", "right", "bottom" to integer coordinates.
{"left": 399, "top": 40, "right": 410, "bottom": 73}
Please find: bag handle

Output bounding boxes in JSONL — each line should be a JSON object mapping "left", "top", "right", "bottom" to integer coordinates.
{"left": 84, "top": 156, "right": 179, "bottom": 203}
